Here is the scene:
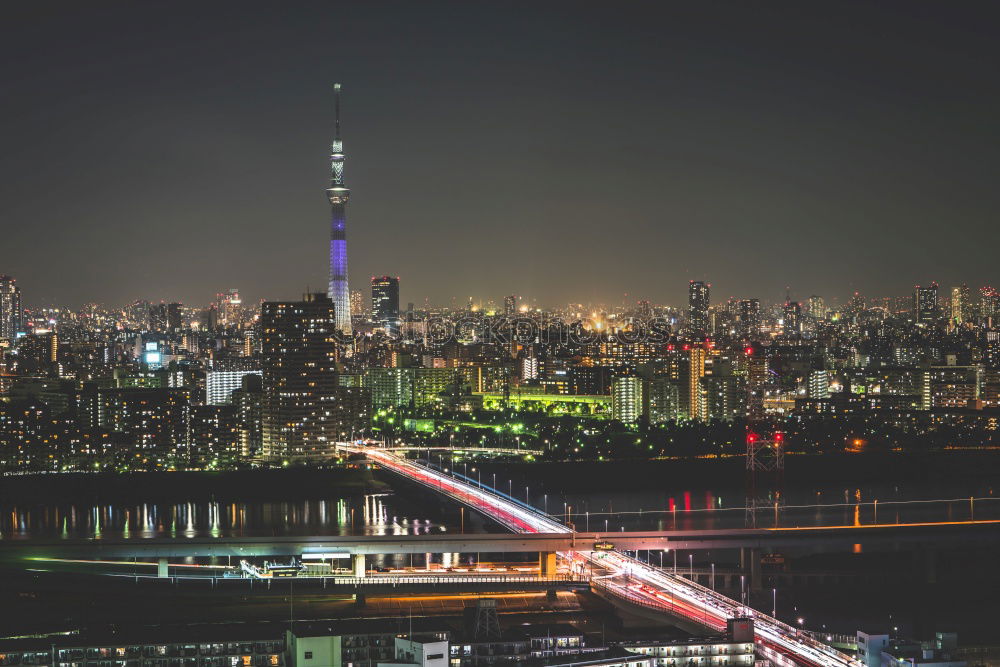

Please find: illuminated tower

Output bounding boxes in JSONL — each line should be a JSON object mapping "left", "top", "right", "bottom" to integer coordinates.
{"left": 688, "top": 280, "right": 710, "bottom": 337}
{"left": 327, "top": 83, "right": 353, "bottom": 337}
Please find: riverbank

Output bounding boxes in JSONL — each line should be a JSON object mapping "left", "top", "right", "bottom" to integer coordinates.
{"left": 0, "top": 467, "right": 387, "bottom": 505}
{"left": 472, "top": 450, "right": 1000, "bottom": 496}
{"left": 1, "top": 450, "right": 996, "bottom": 506}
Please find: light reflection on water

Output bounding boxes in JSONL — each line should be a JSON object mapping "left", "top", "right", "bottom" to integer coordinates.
{"left": 3, "top": 483, "right": 997, "bottom": 540}
{"left": 0, "top": 493, "right": 448, "bottom": 540}
{"left": 556, "top": 486, "right": 999, "bottom": 532}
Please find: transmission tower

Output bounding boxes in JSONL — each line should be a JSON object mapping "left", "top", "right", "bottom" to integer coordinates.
{"left": 744, "top": 343, "right": 784, "bottom": 528}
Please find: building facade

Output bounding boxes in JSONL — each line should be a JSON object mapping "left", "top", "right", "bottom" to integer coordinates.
{"left": 260, "top": 293, "right": 342, "bottom": 462}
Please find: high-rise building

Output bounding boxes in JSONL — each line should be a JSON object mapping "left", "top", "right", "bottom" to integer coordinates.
{"left": 845, "top": 291, "right": 865, "bottom": 318}
{"left": 520, "top": 356, "right": 539, "bottom": 381}
{"left": 326, "top": 84, "right": 353, "bottom": 337}
{"left": 687, "top": 344, "right": 707, "bottom": 420}
{"left": 232, "top": 374, "right": 263, "bottom": 460}
{"left": 167, "top": 303, "right": 183, "bottom": 332}
{"left": 189, "top": 405, "right": 239, "bottom": 467}
{"left": 647, "top": 377, "right": 680, "bottom": 423}
{"left": 745, "top": 343, "right": 768, "bottom": 422}
{"left": 981, "top": 286, "right": 998, "bottom": 322}
{"left": 260, "top": 293, "right": 342, "bottom": 462}
{"left": 371, "top": 276, "right": 400, "bottom": 334}
{"left": 807, "top": 295, "right": 826, "bottom": 320}
{"left": 217, "top": 289, "right": 242, "bottom": 327}
{"left": 206, "top": 358, "right": 262, "bottom": 405}
{"left": 504, "top": 295, "right": 517, "bottom": 316}
{"left": 350, "top": 290, "right": 365, "bottom": 319}
{"left": 950, "top": 284, "right": 972, "bottom": 325}
{"left": 783, "top": 301, "right": 801, "bottom": 337}
{"left": 612, "top": 375, "right": 644, "bottom": 422}
{"left": 688, "top": 281, "right": 710, "bottom": 336}
{"left": 0, "top": 276, "right": 22, "bottom": 340}
{"left": 914, "top": 283, "right": 939, "bottom": 325}
{"left": 808, "top": 369, "right": 830, "bottom": 399}
{"left": 737, "top": 299, "right": 760, "bottom": 339}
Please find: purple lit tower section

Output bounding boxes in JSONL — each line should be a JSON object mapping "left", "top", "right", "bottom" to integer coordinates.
{"left": 326, "top": 83, "right": 352, "bottom": 337}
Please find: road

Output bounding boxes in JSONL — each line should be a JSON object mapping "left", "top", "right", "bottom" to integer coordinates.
{"left": 362, "top": 446, "right": 863, "bottom": 667}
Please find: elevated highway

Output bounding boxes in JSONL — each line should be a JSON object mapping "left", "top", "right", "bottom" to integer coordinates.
{"left": 361, "top": 445, "right": 866, "bottom": 667}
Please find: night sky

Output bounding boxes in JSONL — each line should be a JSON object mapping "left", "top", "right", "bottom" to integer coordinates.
{"left": 3, "top": 2, "right": 1000, "bottom": 310}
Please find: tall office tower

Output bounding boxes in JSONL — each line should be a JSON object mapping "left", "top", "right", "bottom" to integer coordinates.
{"left": 737, "top": 299, "right": 761, "bottom": 339}
{"left": 0, "top": 275, "right": 22, "bottom": 339}
{"left": 217, "top": 289, "right": 241, "bottom": 327}
{"left": 149, "top": 304, "right": 167, "bottom": 332}
{"left": 260, "top": 293, "right": 340, "bottom": 462}
{"left": 167, "top": 303, "right": 183, "bottom": 332}
{"left": 981, "top": 286, "right": 999, "bottom": 321}
{"left": 371, "top": 276, "right": 400, "bottom": 334}
{"left": 950, "top": 284, "right": 972, "bottom": 325}
{"left": 326, "top": 84, "right": 353, "bottom": 337}
{"left": 807, "top": 295, "right": 826, "bottom": 320}
{"left": 688, "top": 281, "right": 710, "bottom": 336}
{"left": 504, "top": 295, "right": 517, "bottom": 316}
{"left": 914, "top": 283, "right": 939, "bottom": 324}
{"left": 783, "top": 301, "right": 801, "bottom": 337}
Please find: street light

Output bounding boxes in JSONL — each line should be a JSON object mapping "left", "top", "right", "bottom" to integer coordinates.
{"left": 772, "top": 587, "right": 777, "bottom": 617}
{"left": 689, "top": 553, "right": 693, "bottom": 579}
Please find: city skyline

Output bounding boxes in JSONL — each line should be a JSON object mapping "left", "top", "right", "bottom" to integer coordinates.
{"left": 4, "top": 2, "right": 1000, "bottom": 308}
{"left": 3, "top": 2, "right": 999, "bottom": 652}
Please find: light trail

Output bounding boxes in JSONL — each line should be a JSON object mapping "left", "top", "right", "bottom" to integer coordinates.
{"left": 359, "top": 445, "right": 863, "bottom": 667}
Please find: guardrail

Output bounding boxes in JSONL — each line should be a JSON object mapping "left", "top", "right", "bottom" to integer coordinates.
{"left": 105, "top": 573, "right": 584, "bottom": 588}
{"left": 327, "top": 574, "right": 583, "bottom": 585}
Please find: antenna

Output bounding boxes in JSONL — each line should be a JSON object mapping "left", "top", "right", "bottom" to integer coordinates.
{"left": 334, "top": 83, "right": 342, "bottom": 140}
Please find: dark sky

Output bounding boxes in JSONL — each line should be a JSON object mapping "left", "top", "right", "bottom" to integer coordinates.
{"left": 3, "top": 2, "right": 1000, "bottom": 310}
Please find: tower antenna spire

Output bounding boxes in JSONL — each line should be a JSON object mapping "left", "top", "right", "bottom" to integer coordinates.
{"left": 334, "top": 83, "right": 341, "bottom": 140}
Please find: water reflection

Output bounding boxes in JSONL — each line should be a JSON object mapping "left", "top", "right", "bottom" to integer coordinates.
{"left": 559, "top": 485, "right": 998, "bottom": 532}
{"left": 0, "top": 493, "right": 448, "bottom": 540}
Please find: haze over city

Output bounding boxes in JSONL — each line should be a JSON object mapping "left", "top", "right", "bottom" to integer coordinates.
{"left": 1, "top": 2, "right": 999, "bottom": 663}
{"left": 4, "top": 1, "right": 1000, "bottom": 308}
